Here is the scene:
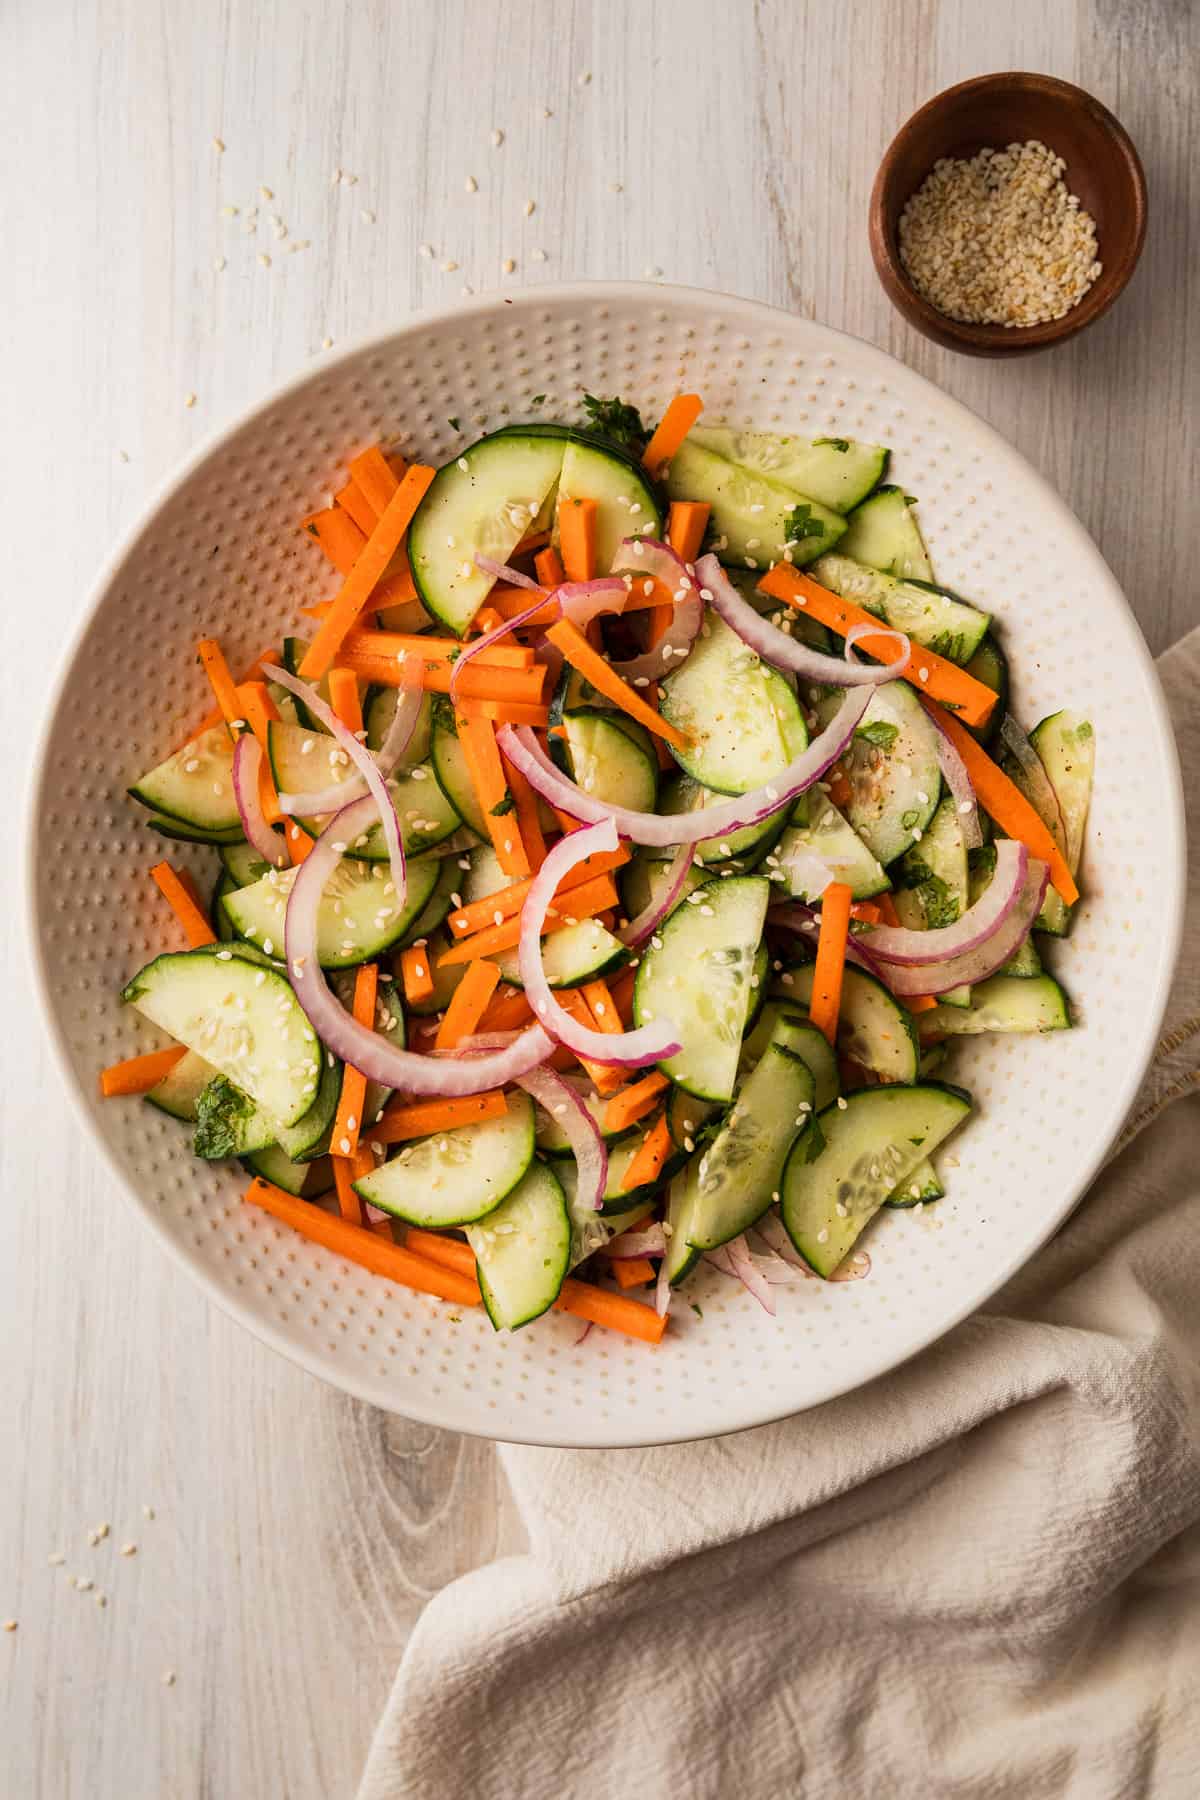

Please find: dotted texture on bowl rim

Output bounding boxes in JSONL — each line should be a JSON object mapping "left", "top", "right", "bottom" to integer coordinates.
{"left": 31, "top": 284, "right": 1181, "bottom": 1448}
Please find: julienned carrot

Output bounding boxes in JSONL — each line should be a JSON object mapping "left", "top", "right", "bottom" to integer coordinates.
{"left": 809, "top": 881, "right": 852, "bottom": 1046}
{"left": 328, "top": 667, "right": 363, "bottom": 736}
{"left": 399, "top": 944, "right": 435, "bottom": 1006}
{"left": 368, "top": 1091, "right": 509, "bottom": 1147}
{"left": 404, "top": 1229, "right": 668, "bottom": 1344}
{"left": 302, "top": 508, "right": 367, "bottom": 575}
{"left": 285, "top": 820, "right": 315, "bottom": 865}
{"left": 621, "top": 1113, "right": 673, "bottom": 1190}
{"left": 642, "top": 394, "right": 704, "bottom": 474}
{"left": 473, "top": 605, "right": 506, "bottom": 638}
{"left": 340, "top": 629, "right": 535, "bottom": 671}
{"left": 235, "top": 679, "right": 286, "bottom": 827}
{"left": 244, "top": 1179, "right": 482, "bottom": 1307}
{"left": 335, "top": 479, "right": 378, "bottom": 536}
{"left": 611, "top": 1257, "right": 656, "bottom": 1290}
{"left": 504, "top": 759, "right": 548, "bottom": 869}
{"left": 603, "top": 1070, "right": 669, "bottom": 1134}
{"left": 922, "top": 701, "right": 1079, "bottom": 905}
{"left": 581, "top": 978, "right": 622, "bottom": 1037}
{"left": 545, "top": 619, "right": 690, "bottom": 750}
{"left": 534, "top": 545, "right": 565, "bottom": 589}
{"left": 559, "top": 496, "right": 597, "bottom": 582}
{"left": 150, "top": 861, "right": 217, "bottom": 948}
{"left": 849, "top": 900, "right": 882, "bottom": 924}
{"left": 99, "top": 1045, "right": 187, "bottom": 1098}
{"left": 457, "top": 710, "right": 530, "bottom": 879}
{"left": 478, "top": 986, "right": 535, "bottom": 1033}
{"left": 196, "top": 638, "right": 244, "bottom": 733}
{"left": 435, "top": 960, "right": 502, "bottom": 1050}
{"left": 465, "top": 699, "right": 551, "bottom": 729}
{"left": 333, "top": 1150, "right": 367, "bottom": 1224}
{"left": 607, "top": 966, "right": 637, "bottom": 1025}
{"left": 486, "top": 590, "right": 558, "bottom": 627}
{"left": 176, "top": 645, "right": 282, "bottom": 751}
{"left": 560, "top": 990, "right": 624, "bottom": 1095}
{"left": 331, "top": 963, "right": 379, "bottom": 1158}
{"left": 437, "top": 873, "right": 620, "bottom": 966}
{"left": 338, "top": 652, "right": 546, "bottom": 706}
{"left": 348, "top": 445, "right": 400, "bottom": 516}
{"left": 667, "top": 498, "right": 710, "bottom": 564}
{"left": 756, "top": 566, "right": 997, "bottom": 732}
{"left": 446, "top": 848, "right": 631, "bottom": 941}
{"left": 300, "top": 463, "right": 436, "bottom": 680}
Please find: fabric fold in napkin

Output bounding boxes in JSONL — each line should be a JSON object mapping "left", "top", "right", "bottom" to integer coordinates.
{"left": 361, "top": 629, "right": 1200, "bottom": 1800}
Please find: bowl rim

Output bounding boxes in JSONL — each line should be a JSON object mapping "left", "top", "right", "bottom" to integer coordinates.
{"left": 26, "top": 279, "right": 1186, "bottom": 1446}
{"left": 869, "top": 71, "right": 1148, "bottom": 354}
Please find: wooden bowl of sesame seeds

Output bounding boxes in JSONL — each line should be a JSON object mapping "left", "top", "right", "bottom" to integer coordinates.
{"left": 869, "top": 72, "right": 1146, "bottom": 356}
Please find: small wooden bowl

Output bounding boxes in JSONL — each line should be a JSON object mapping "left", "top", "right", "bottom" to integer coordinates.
{"left": 869, "top": 72, "right": 1147, "bottom": 356}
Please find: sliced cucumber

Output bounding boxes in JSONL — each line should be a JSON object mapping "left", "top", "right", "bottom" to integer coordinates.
{"left": 742, "top": 941, "right": 771, "bottom": 1037}
{"left": 664, "top": 439, "right": 845, "bottom": 570}
{"left": 838, "top": 681, "right": 941, "bottom": 866}
{"left": 599, "top": 1125, "right": 682, "bottom": 1214}
{"left": 148, "top": 815, "right": 246, "bottom": 847}
{"left": 774, "top": 961, "right": 919, "bottom": 1084}
{"left": 781, "top": 1083, "right": 971, "bottom": 1277}
{"left": 193, "top": 1074, "right": 278, "bottom": 1159}
{"left": 774, "top": 796, "right": 891, "bottom": 901}
{"left": 365, "top": 686, "right": 433, "bottom": 769}
{"left": 495, "top": 917, "right": 629, "bottom": 991}
{"left": 687, "top": 427, "right": 887, "bottom": 514}
{"left": 409, "top": 430, "right": 567, "bottom": 635}
{"left": 355, "top": 1092, "right": 535, "bottom": 1226}
{"left": 555, "top": 437, "right": 662, "bottom": 573}
{"left": 533, "top": 1076, "right": 635, "bottom": 1156}
{"left": 634, "top": 875, "right": 769, "bottom": 1102}
{"left": 660, "top": 611, "right": 808, "bottom": 796}
{"left": 658, "top": 772, "right": 789, "bottom": 868}
{"left": 619, "top": 846, "right": 708, "bottom": 926}
{"left": 837, "top": 486, "right": 933, "bottom": 582}
{"left": 277, "top": 1045, "right": 344, "bottom": 1160}
{"left": 466, "top": 1159, "right": 571, "bottom": 1330}
{"left": 220, "top": 842, "right": 272, "bottom": 887}
{"left": 145, "top": 1048, "right": 216, "bottom": 1122}
{"left": 398, "top": 854, "right": 461, "bottom": 947}
{"left": 883, "top": 1156, "right": 944, "bottom": 1209}
{"left": 281, "top": 637, "right": 337, "bottom": 735}
{"left": 965, "top": 636, "right": 1008, "bottom": 746}
{"left": 122, "top": 947, "right": 320, "bottom": 1128}
{"left": 562, "top": 707, "right": 658, "bottom": 812}
{"left": 662, "top": 1172, "right": 702, "bottom": 1285}
{"left": 128, "top": 725, "right": 240, "bottom": 834}
{"left": 149, "top": 1017, "right": 342, "bottom": 1160}
{"left": 918, "top": 974, "right": 1071, "bottom": 1037}
{"left": 810, "top": 553, "right": 989, "bottom": 664}
{"left": 224, "top": 857, "right": 439, "bottom": 969}
{"left": 242, "top": 1144, "right": 334, "bottom": 1199}
{"left": 431, "top": 702, "right": 486, "bottom": 836}
{"left": 212, "top": 872, "right": 239, "bottom": 941}
{"left": 740, "top": 1005, "right": 840, "bottom": 1109}
{"left": 666, "top": 1087, "right": 721, "bottom": 1153}
{"left": 684, "top": 1016, "right": 817, "bottom": 1251}
{"left": 1030, "top": 711, "right": 1094, "bottom": 937}
{"left": 268, "top": 722, "right": 463, "bottom": 860}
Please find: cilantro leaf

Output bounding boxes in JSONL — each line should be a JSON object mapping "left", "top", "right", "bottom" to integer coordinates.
{"left": 783, "top": 503, "right": 826, "bottom": 545}
{"left": 900, "top": 808, "right": 921, "bottom": 831}
{"left": 447, "top": 416, "right": 461, "bottom": 432}
{"left": 813, "top": 436, "right": 850, "bottom": 453}
{"left": 580, "top": 393, "right": 647, "bottom": 458}
{"left": 919, "top": 874, "right": 960, "bottom": 931}
{"left": 855, "top": 720, "right": 899, "bottom": 752}
{"left": 490, "top": 795, "right": 516, "bottom": 817}
{"left": 193, "top": 1077, "right": 257, "bottom": 1161}
{"left": 530, "top": 394, "right": 546, "bottom": 407}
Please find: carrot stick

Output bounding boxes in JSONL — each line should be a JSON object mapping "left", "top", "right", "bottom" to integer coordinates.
{"left": 581, "top": 978, "right": 622, "bottom": 1037}
{"left": 871, "top": 894, "right": 936, "bottom": 1012}
{"left": 477, "top": 987, "right": 535, "bottom": 1033}
{"left": 302, "top": 508, "right": 367, "bottom": 575}
{"left": 607, "top": 966, "right": 637, "bottom": 1025}
{"left": 437, "top": 873, "right": 621, "bottom": 966}
{"left": 100, "top": 1045, "right": 186, "bottom": 1098}
{"left": 534, "top": 546, "right": 565, "bottom": 589}
{"left": 196, "top": 638, "right": 244, "bottom": 734}
{"left": 348, "top": 445, "right": 400, "bottom": 516}
{"left": 285, "top": 820, "right": 315, "bottom": 866}
{"left": 335, "top": 480, "right": 378, "bottom": 536}
{"left": 603, "top": 1070, "right": 669, "bottom": 1134}
{"left": 368, "top": 1091, "right": 509, "bottom": 1147}
{"left": 328, "top": 667, "right": 363, "bottom": 736}
{"left": 756, "top": 566, "right": 997, "bottom": 732}
{"left": 667, "top": 498, "right": 710, "bottom": 564}
{"left": 559, "top": 497, "right": 597, "bottom": 583}
{"left": 445, "top": 848, "right": 629, "bottom": 940}
{"left": 333, "top": 1153, "right": 366, "bottom": 1224}
{"left": 809, "top": 881, "right": 852, "bottom": 1046}
{"left": 473, "top": 605, "right": 506, "bottom": 638}
{"left": 300, "top": 464, "right": 436, "bottom": 680}
{"left": 330, "top": 963, "right": 379, "bottom": 1159}
{"left": 235, "top": 679, "right": 286, "bottom": 827}
{"left": 405, "top": 1229, "right": 668, "bottom": 1344}
{"left": 504, "top": 760, "right": 548, "bottom": 870}
{"left": 483, "top": 590, "right": 556, "bottom": 627}
{"left": 545, "top": 618, "right": 690, "bottom": 750}
{"left": 642, "top": 394, "right": 704, "bottom": 474}
{"left": 435, "top": 960, "right": 502, "bottom": 1050}
{"left": 372, "top": 557, "right": 421, "bottom": 610}
{"left": 621, "top": 1113, "right": 673, "bottom": 1190}
{"left": 849, "top": 900, "right": 882, "bottom": 924}
{"left": 337, "top": 652, "right": 546, "bottom": 706}
{"left": 559, "top": 989, "right": 624, "bottom": 1095}
{"left": 610, "top": 1256, "right": 656, "bottom": 1289}
{"left": 340, "top": 629, "right": 534, "bottom": 671}
{"left": 921, "top": 701, "right": 1079, "bottom": 905}
{"left": 244, "top": 1179, "right": 483, "bottom": 1307}
{"left": 458, "top": 710, "right": 530, "bottom": 879}
{"left": 150, "top": 861, "right": 217, "bottom": 948}
{"left": 399, "top": 944, "right": 435, "bottom": 1007}
{"left": 176, "top": 645, "right": 282, "bottom": 750}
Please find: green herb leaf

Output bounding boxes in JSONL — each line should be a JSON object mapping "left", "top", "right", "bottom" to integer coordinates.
{"left": 490, "top": 794, "right": 516, "bottom": 817}
{"left": 813, "top": 436, "right": 850, "bottom": 453}
{"left": 193, "top": 1077, "right": 258, "bottom": 1161}
{"left": 783, "top": 503, "right": 826, "bottom": 545}
{"left": 854, "top": 720, "right": 899, "bottom": 752}
{"left": 447, "top": 416, "right": 461, "bottom": 432}
{"left": 1075, "top": 720, "right": 1093, "bottom": 741}
{"left": 919, "top": 874, "right": 960, "bottom": 931}
{"left": 900, "top": 808, "right": 921, "bottom": 831}
{"left": 530, "top": 394, "right": 546, "bottom": 407}
{"left": 581, "top": 392, "right": 647, "bottom": 458}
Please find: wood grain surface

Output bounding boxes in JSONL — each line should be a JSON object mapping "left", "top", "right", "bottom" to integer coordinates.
{"left": 2, "top": 1, "right": 1196, "bottom": 1794}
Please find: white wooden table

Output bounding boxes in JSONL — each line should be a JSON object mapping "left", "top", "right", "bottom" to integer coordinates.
{"left": 3, "top": 1, "right": 1196, "bottom": 1793}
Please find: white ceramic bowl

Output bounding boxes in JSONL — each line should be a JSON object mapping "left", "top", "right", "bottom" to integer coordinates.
{"left": 28, "top": 283, "right": 1184, "bottom": 1448}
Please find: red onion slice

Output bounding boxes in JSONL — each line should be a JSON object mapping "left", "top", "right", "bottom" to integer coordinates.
{"left": 284, "top": 793, "right": 555, "bottom": 1094}
{"left": 514, "top": 1067, "right": 607, "bottom": 1214}
{"left": 705, "top": 1234, "right": 776, "bottom": 1314}
{"left": 877, "top": 857, "right": 1049, "bottom": 995}
{"left": 856, "top": 839, "right": 1028, "bottom": 968}
{"left": 264, "top": 662, "right": 407, "bottom": 901}
{"left": 452, "top": 591, "right": 551, "bottom": 701}
{"left": 608, "top": 538, "right": 703, "bottom": 683}
{"left": 929, "top": 710, "right": 982, "bottom": 849}
{"left": 264, "top": 661, "right": 425, "bottom": 817}
{"left": 999, "top": 714, "right": 1067, "bottom": 850}
{"left": 232, "top": 733, "right": 287, "bottom": 868}
{"left": 557, "top": 578, "right": 629, "bottom": 629}
{"left": 752, "top": 1213, "right": 816, "bottom": 1277}
{"left": 473, "top": 554, "right": 544, "bottom": 595}
{"left": 497, "top": 684, "right": 872, "bottom": 848}
{"left": 696, "top": 553, "right": 910, "bottom": 687}
{"left": 619, "top": 841, "right": 694, "bottom": 948}
{"left": 607, "top": 1223, "right": 668, "bottom": 1258}
{"left": 518, "top": 817, "right": 682, "bottom": 1067}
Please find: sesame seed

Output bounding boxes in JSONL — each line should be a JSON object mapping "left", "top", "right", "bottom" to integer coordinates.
{"left": 321, "top": 336, "right": 333, "bottom": 350}
{"left": 531, "top": 248, "right": 548, "bottom": 263}
{"left": 523, "top": 199, "right": 536, "bottom": 216}
{"left": 441, "top": 259, "right": 459, "bottom": 273}
{"left": 184, "top": 391, "right": 197, "bottom": 409}
{"left": 490, "top": 127, "right": 504, "bottom": 148}
{"left": 2, "top": 1620, "right": 16, "bottom": 1633}
{"left": 213, "top": 255, "right": 226, "bottom": 273}
{"left": 162, "top": 1670, "right": 177, "bottom": 1687}
{"left": 836, "top": 1096, "right": 848, "bottom": 1111}
{"left": 259, "top": 184, "right": 273, "bottom": 200}
{"left": 502, "top": 258, "right": 516, "bottom": 275}
{"left": 120, "top": 1543, "right": 137, "bottom": 1558}
{"left": 457, "top": 457, "right": 470, "bottom": 473}
{"left": 464, "top": 175, "right": 478, "bottom": 193}
{"left": 419, "top": 242, "right": 434, "bottom": 259}
{"left": 577, "top": 69, "right": 592, "bottom": 86}
{"left": 212, "top": 136, "right": 225, "bottom": 153}
{"left": 257, "top": 252, "right": 271, "bottom": 268}
{"left": 816, "top": 1228, "right": 829, "bottom": 1244}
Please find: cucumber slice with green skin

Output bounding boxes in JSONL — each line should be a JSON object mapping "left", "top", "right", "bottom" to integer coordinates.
{"left": 269, "top": 722, "right": 463, "bottom": 861}
{"left": 365, "top": 686, "right": 433, "bottom": 769}
{"left": 220, "top": 842, "right": 272, "bottom": 887}
{"left": 773, "top": 961, "right": 920, "bottom": 1085}
{"left": 430, "top": 702, "right": 487, "bottom": 835}
{"left": 967, "top": 846, "right": 1042, "bottom": 977}
{"left": 398, "top": 855, "right": 461, "bottom": 948}
{"left": 687, "top": 428, "right": 888, "bottom": 514}
{"left": 964, "top": 636, "right": 1008, "bottom": 746}
{"left": 148, "top": 815, "right": 247, "bottom": 847}
{"left": 213, "top": 872, "right": 239, "bottom": 942}
{"left": 664, "top": 438, "right": 846, "bottom": 570}
{"left": 533, "top": 1076, "right": 636, "bottom": 1156}
{"left": 145, "top": 1049, "right": 217, "bottom": 1122}
{"left": 836, "top": 487, "right": 933, "bottom": 582}
{"left": 635, "top": 875, "right": 770, "bottom": 1103}
{"left": 740, "top": 1005, "right": 840, "bottom": 1110}
{"left": 149, "top": 1021, "right": 344, "bottom": 1160}
{"left": 837, "top": 681, "right": 941, "bottom": 867}
{"left": 917, "top": 974, "right": 1071, "bottom": 1038}
{"left": 1030, "top": 711, "right": 1094, "bottom": 937}
{"left": 466, "top": 1160, "right": 572, "bottom": 1330}
{"left": 774, "top": 797, "right": 891, "bottom": 901}
{"left": 122, "top": 947, "right": 321, "bottom": 1128}
{"left": 658, "top": 772, "right": 790, "bottom": 868}
{"left": 495, "top": 918, "right": 629, "bottom": 991}
{"left": 684, "top": 1019, "right": 817, "bottom": 1252}
{"left": 277, "top": 1045, "right": 345, "bottom": 1160}
{"left": 660, "top": 611, "right": 808, "bottom": 796}
{"left": 741, "top": 942, "right": 771, "bottom": 1037}
{"left": 555, "top": 438, "right": 662, "bottom": 573}
{"left": 410, "top": 430, "right": 567, "bottom": 636}
{"left": 128, "top": 724, "right": 240, "bottom": 834}
{"left": 662, "top": 1171, "right": 702, "bottom": 1285}
{"left": 355, "top": 1092, "right": 536, "bottom": 1227}
{"left": 810, "top": 553, "right": 989, "bottom": 664}
{"left": 894, "top": 793, "right": 971, "bottom": 1006}
{"left": 242, "top": 1145, "right": 335, "bottom": 1199}
{"left": 883, "top": 1156, "right": 944, "bottom": 1209}
{"left": 781, "top": 1083, "right": 971, "bottom": 1277}
{"left": 224, "top": 857, "right": 439, "bottom": 970}
{"left": 619, "top": 848, "right": 709, "bottom": 927}
{"left": 666, "top": 1088, "right": 721, "bottom": 1153}
{"left": 565, "top": 1189, "right": 656, "bottom": 1272}
{"left": 599, "top": 1129, "right": 685, "bottom": 1215}
{"left": 919, "top": 1043, "right": 947, "bottom": 1079}
{"left": 193, "top": 1074, "right": 279, "bottom": 1159}
{"left": 562, "top": 707, "right": 658, "bottom": 812}
{"left": 282, "top": 638, "right": 337, "bottom": 735}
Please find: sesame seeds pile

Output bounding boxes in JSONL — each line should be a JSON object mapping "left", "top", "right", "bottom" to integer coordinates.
{"left": 898, "top": 140, "right": 1101, "bottom": 328}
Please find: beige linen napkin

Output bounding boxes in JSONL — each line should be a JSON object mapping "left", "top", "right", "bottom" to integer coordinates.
{"left": 361, "top": 630, "right": 1200, "bottom": 1800}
